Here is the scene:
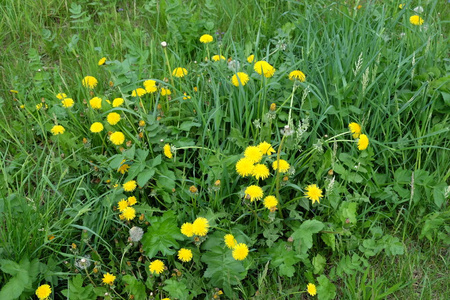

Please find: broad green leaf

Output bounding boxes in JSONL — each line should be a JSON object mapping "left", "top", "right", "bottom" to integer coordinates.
{"left": 313, "top": 254, "right": 326, "bottom": 274}
{"left": 317, "top": 275, "right": 336, "bottom": 300}
{"left": 141, "top": 211, "right": 184, "bottom": 258}
{"left": 321, "top": 233, "right": 335, "bottom": 251}
{"left": 291, "top": 220, "right": 325, "bottom": 254}
{"left": 383, "top": 236, "right": 404, "bottom": 256}
{"left": 137, "top": 168, "right": 155, "bottom": 187}
{"left": 123, "top": 275, "right": 146, "bottom": 300}
{"left": 337, "top": 202, "right": 358, "bottom": 225}
{"left": 163, "top": 278, "right": 190, "bottom": 300}
{"left": 268, "top": 241, "right": 302, "bottom": 277}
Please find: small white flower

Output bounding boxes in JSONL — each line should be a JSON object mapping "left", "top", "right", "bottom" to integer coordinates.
{"left": 413, "top": 6, "right": 424, "bottom": 13}
{"left": 161, "top": 41, "right": 167, "bottom": 47}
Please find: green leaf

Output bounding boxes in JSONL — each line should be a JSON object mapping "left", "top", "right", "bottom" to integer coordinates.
{"left": 321, "top": 233, "right": 336, "bottom": 251}
{"left": 137, "top": 168, "right": 155, "bottom": 187}
{"left": 268, "top": 241, "right": 302, "bottom": 277}
{"left": 61, "top": 275, "right": 96, "bottom": 300}
{"left": 313, "top": 254, "right": 326, "bottom": 274}
{"left": 291, "top": 220, "right": 325, "bottom": 254}
{"left": 336, "top": 202, "right": 358, "bottom": 225}
{"left": 163, "top": 278, "right": 190, "bottom": 300}
{"left": 141, "top": 211, "right": 184, "bottom": 258}
{"left": 383, "top": 236, "right": 404, "bottom": 256}
{"left": 123, "top": 275, "right": 146, "bottom": 300}
{"left": 179, "top": 121, "right": 201, "bottom": 131}
{"left": 317, "top": 275, "right": 336, "bottom": 300}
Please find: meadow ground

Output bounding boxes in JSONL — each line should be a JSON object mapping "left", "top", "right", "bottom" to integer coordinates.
{"left": 0, "top": 0, "right": 449, "bottom": 299}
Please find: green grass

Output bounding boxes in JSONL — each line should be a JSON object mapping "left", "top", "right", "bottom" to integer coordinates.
{"left": 0, "top": 0, "right": 449, "bottom": 299}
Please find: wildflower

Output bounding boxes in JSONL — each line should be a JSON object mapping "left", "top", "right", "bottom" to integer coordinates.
{"left": 149, "top": 260, "right": 165, "bottom": 275}
{"left": 89, "top": 97, "right": 102, "bottom": 109}
{"left": 118, "top": 199, "right": 129, "bottom": 212}
{"left": 10, "top": 89, "right": 19, "bottom": 94}
{"left": 121, "top": 207, "right": 136, "bottom": 221}
{"left": 348, "top": 122, "right": 361, "bottom": 138}
{"left": 35, "top": 284, "right": 52, "bottom": 300}
{"left": 212, "top": 55, "right": 226, "bottom": 61}
{"left": 254, "top": 61, "right": 275, "bottom": 78}
{"left": 82, "top": 76, "right": 98, "bottom": 89}
{"left": 307, "top": 283, "right": 317, "bottom": 296}
{"left": 143, "top": 80, "right": 157, "bottom": 93}
{"left": 214, "top": 180, "right": 221, "bottom": 186}
{"left": 183, "top": 93, "right": 191, "bottom": 100}
{"left": 177, "top": 248, "right": 193, "bottom": 262}
{"left": 289, "top": 70, "right": 306, "bottom": 82}
{"left": 56, "top": 93, "right": 67, "bottom": 100}
{"left": 123, "top": 180, "right": 137, "bottom": 192}
{"left": 61, "top": 98, "right": 74, "bottom": 108}
{"left": 252, "top": 164, "right": 270, "bottom": 180}
{"left": 98, "top": 57, "right": 106, "bottom": 65}
{"left": 90, "top": 122, "right": 104, "bottom": 133}
{"left": 413, "top": 6, "right": 424, "bottom": 13}
{"left": 399, "top": 3, "right": 405, "bottom": 9}
{"left": 247, "top": 54, "right": 255, "bottom": 63}
{"left": 20, "top": 105, "right": 25, "bottom": 109}
{"left": 410, "top": 15, "right": 424, "bottom": 26}
{"left": 161, "top": 88, "right": 171, "bottom": 96}
{"left": 127, "top": 196, "right": 137, "bottom": 206}
{"left": 139, "top": 120, "right": 145, "bottom": 127}
{"left": 163, "top": 144, "right": 173, "bottom": 158}
{"left": 231, "top": 72, "right": 250, "bottom": 87}
{"left": 36, "top": 103, "right": 48, "bottom": 110}
{"left": 270, "top": 103, "right": 276, "bottom": 111}
{"left": 181, "top": 222, "right": 194, "bottom": 237}
{"left": 244, "top": 185, "right": 264, "bottom": 202}
{"left": 117, "top": 163, "right": 130, "bottom": 174}
{"left": 110, "top": 131, "right": 125, "bottom": 145}
{"left": 112, "top": 98, "right": 124, "bottom": 107}
{"left": 102, "top": 273, "right": 116, "bottom": 285}
{"left": 51, "top": 125, "right": 65, "bottom": 135}
{"left": 358, "top": 134, "right": 369, "bottom": 150}
{"left": 193, "top": 86, "right": 198, "bottom": 92}
{"left": 75, "top": 256, "right": 91, "bottom": 270}
{"left": 272, "top": 159, "right": 290, "bottom": 173}
{"left": 173, "top": 67, "right": 188, "bottom": 78}
{"left": 129, "top": 226, "right": 144, "bottom": 242}
{"left": 132, "top": 88, "right": 146, "bottom": 97}
{"left": 224, "top": 234, "right": 237, "bottom": 249}
{"left": 232, "top": 243, "right": 249, "bottom": 260}
{"left": 189, "top": 186, "right": 198, "bottom": 193}
{"left": 263, "top": 195, "right": 278, "bottom": 210}
{"left": 236, "top": 158, "right": 254, "bottom": 177}
{"left": 192, "top": 217, "right": 209, "bottom": 236}
{"left": 304, "top": 184, "right": 323, "bottom": 204}
{"left": 161, "top": 41, "right": 167, "bottom": 47}
{"left": 258, "top": 141, "right": 276, "bottom": 155}
{"left": 107, "top": 112, "right": 121, "bottom": 125}
{"left": 244, "top": 146, "right": 263, "bottom": 163}
{"left": 200, "top": 34, "right": 213, "bottom": 43}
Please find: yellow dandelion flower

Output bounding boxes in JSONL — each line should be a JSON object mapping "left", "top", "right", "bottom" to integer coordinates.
{"left": 51, "top": 125, "right": 65, "bottom": 135}
{"left": 56, "top": 93, "right": 67, "bottom": 100}
{"left": 183, "top": 92, "right": 191, "bottom": 100}
{"left": 252, "top": 164, "right": 270, "bottom": 180}
{"left": 110, "top": 131, "right": 125, "bottom": 145}
{"left": 161, "top": 88, "right": 171, "bottom": 96}
{"left": 149, "top": 259, "right": 165, "bottom": 275}
{"left": 224, "top": 234, "right": 237, "bottom": 249}
{"left": 247, "top": 54, "right": 255, "bottom": 63}
{"left": 181, "top": 222, "right": 194, "bottom": 237}
{"left": 304, "top": 184, "right": 323, "bottom": 204}
{"left": 107, "top": 112, "right": 121, "bottom": 125}
{"left": 127, "top": 196, "right": 137, "bottom": 206}
{"left": 172, "top": 67, "right": 188, "bottom": 78}
{"left": 90, "top": 122, "right": 104, "bottom": 133}
{"left": 89, "top": 97, "right": 102, "bottom": 109}
{"left": 263, "top": 195, "right": 278, "bottom": 210}
{"left": 244, "top": 146, "right": 263, "bottom": 163}
{"left": 102, "top": 273, "right": 116, "bottom": 285}
{"left": 232, "top": 243, "right": 249, "bottom": 260}
{"left": 358, "top": 134, "right": 369, "bottom": 150}
{"left": 244, "top": 185, "right": 263, "bottom": 202}
{"left": 254, "top": 60, "right": 275, "bottom": 78}
{"left": 82, "top": 76, "right": 98, "bottom": 89}
{"left": 61, "top": 98, "right": 74, "bottom": 108}
{"left": 236, "top": 157, "right": 254, "bottom": 177}
{"left": 164, "top": 144, "right": 173, "bottom": 158}
{"left": 192, "top": 217, "right": 209, "bottom": 236}
{"left": 118, "top": 199, "right": 129, "bottom": 212}
{"left": 132, "top": 88, "right": 146, "bottom": 97}
{"left": 258, "top": 141, "right": 276, "bottom": 155}
{"left": 212, "top": 55, "right": 226, "bottom": 61}
{"left": 144, "top": 80, "right": 158, "bottom": 93}
{"left": 123, "top": 180, "right": 137, "bottom": 192}
{"left": 117, "top": 163, "right": 130, "bottom": 174}
{"left": 231, "top": 72, "right": 250, "bottom": 87}
{"left": 410, "top": 15, "right": 424, "bottom": 26}
{"left": 112, "top": 98, "right": 124, "bottom": 107}
{"left": 200, "top": 34, "right": 213, "bottom": 43}
{"left": 177, "top": 248, "right": 193, "bottom": 262}
{"left": 98, "top": 57, "right": 106, "bottom": 65}
{"left": 35, "top": 284, "right": 52, "bottom": 300}
{"left": 272, "top": 159, "right": 290, "bottom": 173}
{"left": 307, "top": 283, "right": 317, "bottom": 296}
{"left": 289, "top": 70, "right": 306, "bottom": 82}
{"left": 121, "top": 207, "right": 136, "bottom": 221}
{"left": 348, "top": 122, "right": 361, "bottom": 139}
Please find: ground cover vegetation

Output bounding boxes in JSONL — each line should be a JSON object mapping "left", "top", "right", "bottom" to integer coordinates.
{"left": 0, "top": 0, "right": 449, "bottom": 299}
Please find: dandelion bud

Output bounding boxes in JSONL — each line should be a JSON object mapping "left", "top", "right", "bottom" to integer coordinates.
{"left": 189, "top": 186, "right": 198, "bottom": 193}
{"left": 270, "top": 103, "right": 276, "bottom": 111}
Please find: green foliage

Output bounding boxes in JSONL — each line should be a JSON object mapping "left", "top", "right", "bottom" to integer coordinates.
{"left": 0, "top": 257, "right": 39, "bottom": 300}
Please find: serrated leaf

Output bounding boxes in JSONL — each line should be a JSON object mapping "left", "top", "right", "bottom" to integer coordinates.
{"left": 163, "top": 278, "right": 189, "bottom": 300}
{"left": 313, "top": 254, "right": 326, "bottom": 274}
{"left": 123, "top": 275, "right": 146, "bottom": 300}
{"left": 291, "top": 220, "right": 325, "bottom": 254}
{"left": 321, "top": 233, "right": 335, "bottom": 251}
{"left": 268, "top": 241, "right": 302, "bottom": 277}
{"left": 317, "top": 275, "right": 336, "bottom": 300}
{"left": 141, "top": 211, "right": 184, "bottom": 258}
{"left": 0, "top": 269, "right": 28, "bottom": 300}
